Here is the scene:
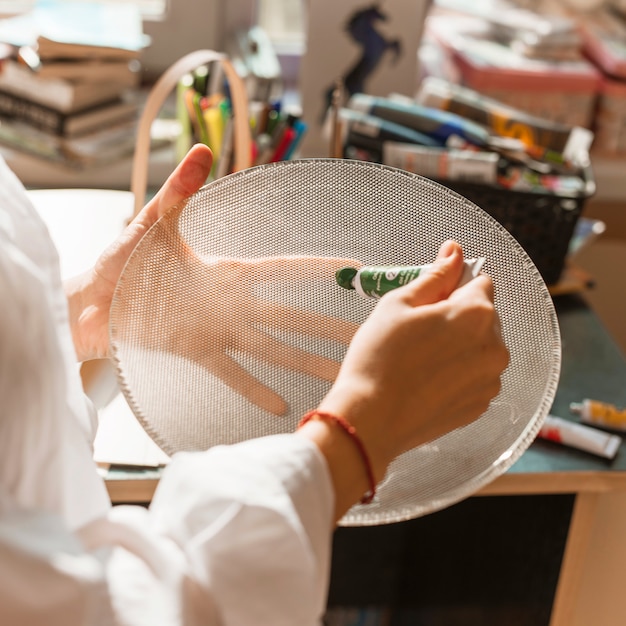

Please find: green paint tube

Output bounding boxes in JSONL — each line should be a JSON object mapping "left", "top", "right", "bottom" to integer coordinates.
{"left": 336, "top": 258, "right": 485, "bottom": 299}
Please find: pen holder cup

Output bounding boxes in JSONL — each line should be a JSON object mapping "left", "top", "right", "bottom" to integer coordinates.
{"left": 435, "top": 162, "right": 596, "bottom": 286}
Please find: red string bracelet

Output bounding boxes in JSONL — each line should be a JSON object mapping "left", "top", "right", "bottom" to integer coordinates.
{"left": 298, "top": 410, "right": 376, "bottom": 505}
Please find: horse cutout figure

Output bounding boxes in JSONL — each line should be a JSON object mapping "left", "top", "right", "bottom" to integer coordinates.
{"left": 321, "top": 3, "right": 403, "bottom": 122}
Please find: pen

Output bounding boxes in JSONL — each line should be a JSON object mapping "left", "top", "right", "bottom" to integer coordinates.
{"left": 269, "top": 125, "right": 297, "bottom": 162}
{"left": 283, "top": 119, "right": 307, "bottom": 160}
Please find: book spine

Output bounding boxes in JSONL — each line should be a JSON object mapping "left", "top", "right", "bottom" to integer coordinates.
{"left": 0, "top": 90, "right": 66, "bottom": 135}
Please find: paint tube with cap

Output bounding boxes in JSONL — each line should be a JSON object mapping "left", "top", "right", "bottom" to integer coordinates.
{"left": 538, "top": 415, "right": 622, "bottom": 459}
{"left": 335, "top": 258, "right": 485, "bottom": 299}
{"left": 570, "top": 399, "right": 626, "bottom": 432}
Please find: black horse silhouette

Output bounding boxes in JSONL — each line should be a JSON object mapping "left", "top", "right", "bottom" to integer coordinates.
{"left": 321, "top": 3, "right": 402, "bottom": 122}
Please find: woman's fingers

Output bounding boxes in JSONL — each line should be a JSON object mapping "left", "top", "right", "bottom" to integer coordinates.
{"left": 260, "top": 302, "right": 359, "bottom": 345}
{"left": 136, "top": 143, "right": 214, "bottom": 227}
{"left": 247, "top": 255, "right": 363, "bottom": 281}
{"left": 199, "top": 351, "right": 289, "bottom": 416}
{"left": 239, "top": 327, "right": 342, "bottom": 382}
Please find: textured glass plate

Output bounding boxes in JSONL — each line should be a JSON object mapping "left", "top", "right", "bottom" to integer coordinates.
{"left": 110, "top": 159, "right": 560, "bottom": 526}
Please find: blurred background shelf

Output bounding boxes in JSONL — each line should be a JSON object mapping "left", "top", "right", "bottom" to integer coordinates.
{"left": 5, "top": 142, "right": 177, "bottom": 191}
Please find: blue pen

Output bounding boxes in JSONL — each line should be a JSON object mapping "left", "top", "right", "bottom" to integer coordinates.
{"left": 283, "top": 119, "right": 308, "bottom": 159}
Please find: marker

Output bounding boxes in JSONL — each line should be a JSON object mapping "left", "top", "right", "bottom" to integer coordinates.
{"left": 348, "top": 92, "right": 495, "bottom": 149}
{"left": 269, "top": 125, "right": 297, "bottom": 162}
{"left": 203, "top": 105, "right": 225, "bottom": 160}
{"left": 283, "top": 119, "right": 308, "bottom": 160}
{"left": 190, "top": 90, "right": 209, "bottom": 145}
{"left": 538, "top": 415, "right": 622, "bottom": 459}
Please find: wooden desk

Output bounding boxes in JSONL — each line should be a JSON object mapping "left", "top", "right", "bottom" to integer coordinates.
{"left": 101, "top": 295, "right": 626, "bottom": 625}
{"left": 482, "top": 295, "right": 626, "bottom": 626}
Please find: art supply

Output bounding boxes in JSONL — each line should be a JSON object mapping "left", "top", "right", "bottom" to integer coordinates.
{"left": 351, "top": 93, "right": 568, "bottom": 175}
{"left": 496, "top": 163, "right": 587, "bottom": 194}
{"left": 382, "top": 141, "right": 500, "bottom": 185}
{"left": 538, "top": 415, "right": 622, "bottom": 459}
{"left": 340, "top": 108, "right": 442, "bottom": 159}
{"left": 282, "top": 118, "right": 308, "bottom": 160}
{"left": 349, "top": 92, "right": 493, "bottom": 146}
{"left": 416, "top": 77, "right": 593, "bottom": 164}
{"left": 336, "top": 258, "right": 485, "bottom": 299}
{"left": 570, "top": 399, "right": 626, "bottom": 432}
{"left": 269, "top": 124, "right": 297, "bottom": 162}
{"left": 176, "top": 62, "right": 307, "bottom": 176}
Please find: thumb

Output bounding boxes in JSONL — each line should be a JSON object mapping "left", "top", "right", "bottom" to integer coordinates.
{"left": 402, "top": 240, "right": 465, "bottom": 306}
{"left": 134, "top": 143, "right": 214, "bottom": 227}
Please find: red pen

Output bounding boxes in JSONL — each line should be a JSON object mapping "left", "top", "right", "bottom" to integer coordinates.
{"left": 270, "top": 126, "right": 296, "bottom": 162}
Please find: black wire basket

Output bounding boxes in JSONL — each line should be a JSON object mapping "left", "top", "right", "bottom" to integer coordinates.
{"left": 435, "top": 163, "right": 596, "bottom": 286}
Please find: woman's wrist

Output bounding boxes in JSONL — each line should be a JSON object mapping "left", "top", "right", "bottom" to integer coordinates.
{"left": 296, "top": 401, "right": 392, "bottom": 522}
{"left": 299, "top": 410, "right": 377, "bottom": 505}
{"left": 297, "top": 417, "right": 371, "bottom": 522}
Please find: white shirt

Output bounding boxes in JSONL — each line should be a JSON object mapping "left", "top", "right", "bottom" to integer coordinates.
{"left": 0, "top": 156, "right": 335, "bottom": 625}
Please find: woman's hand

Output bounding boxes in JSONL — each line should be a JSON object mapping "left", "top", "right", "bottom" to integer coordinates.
{"left": 66, "top": 143, "right": 360, "bottom": 415}
{"left": 130, "top": 244, "right": 360, "bottom": 415}
{"left": 66, "top": 143, "right": 215, "bottom": 363}
{"left": 299, "top": 240, "right": 510, "bottom": 520}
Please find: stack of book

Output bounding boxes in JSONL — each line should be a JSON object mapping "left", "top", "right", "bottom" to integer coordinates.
{"left": 0, "top": 1, "right": 149, "bottom": 168}
{"left": 576, "top": 7, "right": 626, "bottom": 156}
{"left": 424, "top": 4, "right": 601, "bottom": 129}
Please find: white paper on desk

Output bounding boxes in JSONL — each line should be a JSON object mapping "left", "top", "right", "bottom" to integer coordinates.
{"left": 94, "top": 392, "right": 170, "bottom": 467}
{"left": 298, "top": 0, "right": 432, "bottom": 157}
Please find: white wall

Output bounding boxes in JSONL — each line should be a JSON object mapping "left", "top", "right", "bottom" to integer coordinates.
{"left": 141, "top": 0, "right": 260, "bottom": 80}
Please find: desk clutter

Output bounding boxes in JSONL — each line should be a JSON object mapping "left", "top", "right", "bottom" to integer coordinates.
{"left": 425, "top": 0, "right": 626, "bottom": 158}
{"left": 175, "top": 60, "right": 308, "bottom": 177}
{"left": 333, "top": 80, "right": 595, "bottom": 287}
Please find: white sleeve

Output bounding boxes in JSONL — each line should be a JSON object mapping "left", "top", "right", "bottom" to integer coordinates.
{"left": 146, "top": 433, "right": 335, "bottom": 626}
{"left": 0, "top": 435, "right": 335, "bottom": 626}
{"left": 0, "top": 488, "right": 115, "bottom": 626}
{"left": 0, "top": 156, "right": 110, "bottom": 529}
